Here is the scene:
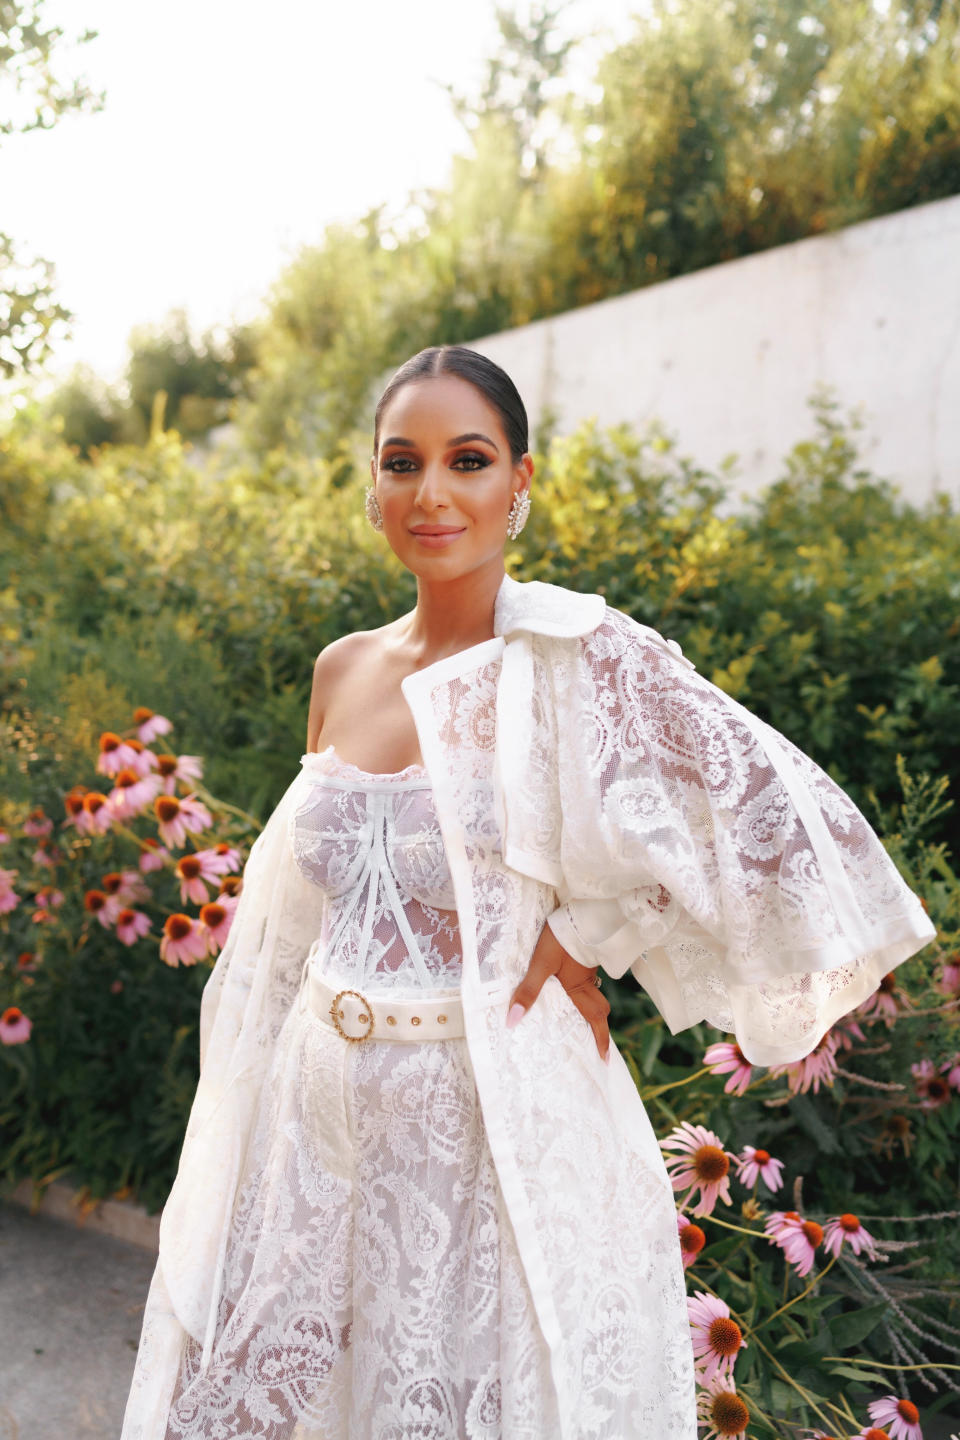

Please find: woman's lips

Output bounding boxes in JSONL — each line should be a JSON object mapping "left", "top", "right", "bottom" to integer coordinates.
{"left": 409, "top": 527, "right": 467, "bottom": 548}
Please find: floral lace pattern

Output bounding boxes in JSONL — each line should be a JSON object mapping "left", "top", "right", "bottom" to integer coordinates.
{"left": 415, "top": 653, "right": 697, "bottom": 1435}
{"left": 289, "top": 746, "right": 463, "bottom": 991}
{"left": 504, "top": 607, "right": 934, "bottom": 1064}
{"left": 150, "top": 747, "right": 559, "bottom": 1439}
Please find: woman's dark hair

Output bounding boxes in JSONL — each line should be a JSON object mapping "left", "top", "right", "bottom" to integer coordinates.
{"left": 372, "top": 346, "right": 529, "bottom": 464}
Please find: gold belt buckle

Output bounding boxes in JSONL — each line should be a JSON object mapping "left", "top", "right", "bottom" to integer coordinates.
{"left": 329, "top": 987, "right": 375, "bottom": 1042}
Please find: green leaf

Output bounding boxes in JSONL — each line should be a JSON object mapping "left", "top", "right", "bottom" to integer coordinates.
{"left": 827, "top": 1301, "right": 888, "bottom": 1350}
{"left": 828, "top": 1364, "right": 888, "bottom": 1385}
{"left": 640, "top": 1024, "right": 664, "bottom": 1077}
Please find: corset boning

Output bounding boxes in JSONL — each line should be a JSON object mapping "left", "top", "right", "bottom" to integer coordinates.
{"left": 291, "top": 752, "right": 463, "bottom": 991}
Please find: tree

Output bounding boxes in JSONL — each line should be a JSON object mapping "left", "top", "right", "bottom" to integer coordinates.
{"left": 0, "top": 0, "right": 105, "bottom": 376}
{"left": 437, "top": 1, "right": 580, "bottom": 186}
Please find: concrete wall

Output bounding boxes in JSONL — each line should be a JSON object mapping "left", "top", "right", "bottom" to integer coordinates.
{"left": 467, "top": 193, "right": 960, "bottom": 505}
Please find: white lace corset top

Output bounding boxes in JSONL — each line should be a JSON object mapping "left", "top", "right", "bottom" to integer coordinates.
{"left": 291, "top": 745, "right": 463, "bottom": 992}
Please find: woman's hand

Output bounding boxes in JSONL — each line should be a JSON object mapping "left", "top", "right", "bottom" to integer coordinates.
{"left": 505, "top": 919, "right": 612, "bottom": 1063}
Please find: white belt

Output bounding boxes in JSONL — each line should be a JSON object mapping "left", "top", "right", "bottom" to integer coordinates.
{"left": 307, "top": 966, "right": 465, "bottom": 1042}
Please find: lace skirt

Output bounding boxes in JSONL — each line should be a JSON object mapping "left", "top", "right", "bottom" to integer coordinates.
{"left": 157, "top": 962, "right": 560, "bottom": 1439}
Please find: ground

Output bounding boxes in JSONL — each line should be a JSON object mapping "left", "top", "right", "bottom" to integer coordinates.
{"left": 0, "top": 1200, "right": 156, "bottom": 1439}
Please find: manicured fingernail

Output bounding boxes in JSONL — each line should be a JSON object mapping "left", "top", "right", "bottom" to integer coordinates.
{"left": 506, "top": 1002, "right": 526, "bottom": 1029}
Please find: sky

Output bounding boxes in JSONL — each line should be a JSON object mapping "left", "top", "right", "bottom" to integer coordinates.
{"left": 1, "top": 0, "right": 640, "bottom": 395}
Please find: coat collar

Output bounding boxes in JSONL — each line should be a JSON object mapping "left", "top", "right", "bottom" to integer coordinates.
{"left": 493, "top": 572, "right": 606, "bottom": 641}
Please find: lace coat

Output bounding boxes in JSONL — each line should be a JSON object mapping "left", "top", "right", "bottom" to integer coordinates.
{"left": 122, "top": 572, "right": 935, "bottom": 1439}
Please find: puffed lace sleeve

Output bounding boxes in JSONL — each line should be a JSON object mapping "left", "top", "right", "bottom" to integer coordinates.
{"left": 538, "top": 608, "right": 936, "bottom": 1065}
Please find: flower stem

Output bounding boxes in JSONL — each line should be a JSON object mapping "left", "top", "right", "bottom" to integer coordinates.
{"left": 821, "top": 1357, "right": 960, "bottom": 1371}
{"left": 752, "top": 1254, "right": 838, "bottom": 1333}
{"left": 641, "top": 1066, "right": 711, "bottom": 1097}
{"left": 193, "top": 784, "right": 262, "bottom": 833}
{"left": 698, "top": 1214, "right": 765, "bottom": 1241}
{"left": 749, "top": 1332, "right": 836, "bottom": 1430}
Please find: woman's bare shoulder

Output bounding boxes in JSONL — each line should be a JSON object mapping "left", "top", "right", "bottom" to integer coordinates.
{"left": 306, "top": 621, "right": 406, "bottom": 747}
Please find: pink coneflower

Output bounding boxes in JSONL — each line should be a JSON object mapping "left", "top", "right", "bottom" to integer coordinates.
{"left": 660, "top": 1122, "right": 734, "bottom": 1217}
{"left": 687, "top": 1291, "right": 746, "bottom": 1384}
{"left": 1, "top": 1007, "right": 32, "bottom": 1045}
{"left": 193, "top": 844, "right": 241, "bottom": 878}
{"left": 133, "top": 707, "right": 172, "bottom": 744}
{"left": 138, "top": 837, "right": 168, "bottom": 873}
{"left": 0, "top": 867, "right": 20, "bottom": 914}
{"left": 110, "top": 978, "right": 124, "bottom": 994}
{"left": 78, "top": 792, "right": 114, "bottom": 836}
{"left": 219, "top": 873, "right": 243, "bottom": 898}
{"left": 0, "top": 828, "right": 8, "bottom": 843}
{"left": 102, "top": 869, "right": 151, "bottom": 906}
{"left": 124, "top": 738, "right": 159, "bottom": 778}
{"left": 939, "top": 1053, "right": 960, "bottom": 1092}
{"left": 696, "top": 1376, "right": 749, "bottom": 1440}
{"left": 34, "top": 885, "right": 64, "bottom": 909}
{"left": 856, "top": 972, "right": 901, "bottom": 1027}
{"left": 31, "top": 844, "right": 58, "bottom": 869}
{"left": 62, "top": 788, "right": 88, "bottom": 829}
{"left": 867, "top": 1396, "right": 922, "bottom": 1440}
{"left": 159, "top": 913, "right": 209, "bottom": 967}
{"left": 22, "top": 808, "right": 53, "bottom": 839}
{"left": 17, "top": 952, "right": 39, "bottom": 974}
{"left": 764, "top": 1210, "right": 824, "bottom": 1277}
{"left": 175, "top": 853, "right": 210, "bottom": 905}
{"left": 910, "top": 1059, "right": 952, "bottom": 1110}
{"left": 97, "top": 731, "right": 140, "bottom": 777}
{"left": 198, "top": 896, "right": 239, "bottom": 954}
{"left": 155, "top": 752, "right": 204, "bottom": 795}
{"left": 823, "top": 1213, "right": 878, "bottom": 1259}
{"left": 853, "top": 1431, "right": 892, "bottom": 1440}
{"left": 154, "top": 793, "right": 212, "bottom": 848}
{"left": 115, "top": 907, "right": 151, "bottom": 946}
{"left": 735, "top": 1145, "right": 784, "bottom": 1193}
{"left": 769, "top": 1030, "right": 839, "bottom": 1095}
{"left": 107, "top": 766, "right": 164, "bottom": 819}
{"left": 84, "top": 888, "right": 118, "bottom": 928}
{"left": 939, "top": 954, "right": 960, "bottom": 996}
{"left": 704, "top": 1041, "right": 754, "bottom": 1096}
{"left": 834, "top": 1015, "right": 866, "bottom": 1051}
{"left": 677, "top": 1211, "right": 707, "bottom": 1269}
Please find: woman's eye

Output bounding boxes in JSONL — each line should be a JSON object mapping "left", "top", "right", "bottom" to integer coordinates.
{"left": 382, "top": 456, "right": 416, "bottom": 472}
{"left": 453, "top": 451, "right": 491, "bottom": 470}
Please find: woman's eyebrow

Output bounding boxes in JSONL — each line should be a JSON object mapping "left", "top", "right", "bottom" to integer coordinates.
{"left": 381, "top": 432, "right": 499, "bottom": 452}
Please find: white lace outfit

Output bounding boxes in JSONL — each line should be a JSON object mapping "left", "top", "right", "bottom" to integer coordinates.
{"left": 160, "top": 744, "right": 559, "bottom": 1439}
{"left": 125, "top": 574, "right": 931, "bottom": 1440}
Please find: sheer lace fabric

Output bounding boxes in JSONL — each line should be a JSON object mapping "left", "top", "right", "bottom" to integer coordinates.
{"left": 511, "top": 608, "right": 935, "bottom": 1063}
{"left": 158, "top": 745, "right": 560, "bottom": 1439}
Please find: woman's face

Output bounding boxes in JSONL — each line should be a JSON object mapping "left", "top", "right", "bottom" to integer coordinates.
{"left": 370, "top": 373, "right": 532, "bottom": 580}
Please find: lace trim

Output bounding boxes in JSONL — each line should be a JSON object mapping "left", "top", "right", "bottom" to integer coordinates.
{"left": 301, "top": 744, "right": 429, "bottom": 787}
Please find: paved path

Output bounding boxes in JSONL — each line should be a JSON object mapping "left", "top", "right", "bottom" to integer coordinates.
{"left": 0, "top": 1200, "right": 156, "bottom": 1439}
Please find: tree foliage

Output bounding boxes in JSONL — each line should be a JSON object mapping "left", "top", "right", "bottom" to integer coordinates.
{"left": 229, "top": 0, "right": 960, "bottom": 460}
{"left": 0, "top": 0, "right": 105, "bottom": 375}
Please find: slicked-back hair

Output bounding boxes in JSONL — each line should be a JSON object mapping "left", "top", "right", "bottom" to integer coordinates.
{"left": 373, "top": 346, "right": 529, "bottom": 464}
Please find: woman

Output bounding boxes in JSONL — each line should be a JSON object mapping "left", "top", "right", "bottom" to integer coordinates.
{"left": 122, "top": 346, "right": 935, "bottom": 1440}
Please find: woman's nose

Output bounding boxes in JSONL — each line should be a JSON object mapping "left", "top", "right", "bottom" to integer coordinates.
{"left": 414, "top": 462, "right": 451, "bottom": 510}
